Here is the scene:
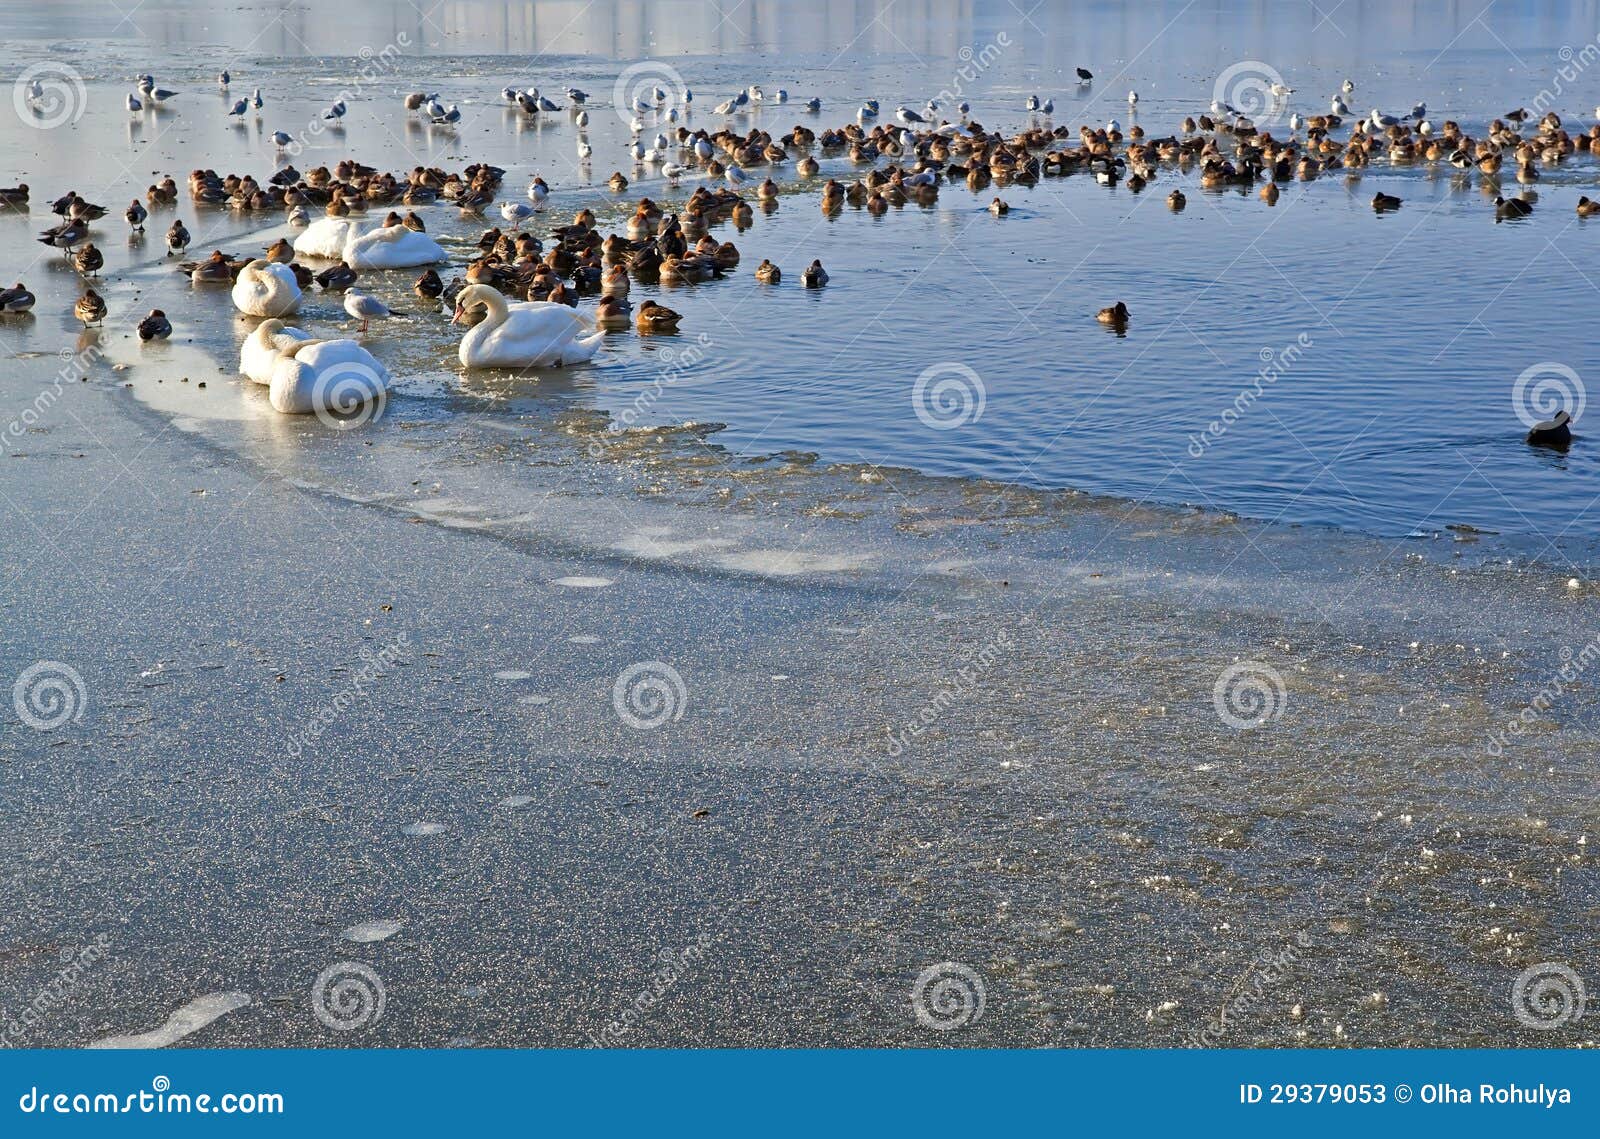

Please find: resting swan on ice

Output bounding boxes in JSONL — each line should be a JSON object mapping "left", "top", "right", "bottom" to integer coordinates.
{"left": 239, "top": 318, "right": 390, "bottom": 416}
{"left": 231, "top": 259, "right": 302, "bottom": 317}
{"left": 292, "top": 216, "right": 445, "bottom": 268}
{"left": 452, "top": 283, "right": 604, "bottom": 369}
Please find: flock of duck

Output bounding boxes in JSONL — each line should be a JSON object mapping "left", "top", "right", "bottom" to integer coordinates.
{"left": 2, "top": 67, "right": 1595, "bottom": 431}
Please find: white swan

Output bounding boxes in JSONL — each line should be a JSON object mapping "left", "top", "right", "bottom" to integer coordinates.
{"left": 292, "top": 216, "right": 363, "bottom": 260}
{"left": 268, "top": 338, "right": 391, "bottom": 415}
{"left": 241, "top": 318, "right": 313, "bottom": 384}
{"left": 453, "top": 284, "right": 604, "bottom": 369}
{"left": 231, "top": 260, "right": 301, "bottom": 317}
{"left": 344, "top": 223, "right": 446, "bottom": 269}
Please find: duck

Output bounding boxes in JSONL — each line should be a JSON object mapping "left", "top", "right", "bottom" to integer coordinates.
{"left": 315, "top": 260, "right": 359, "bottom": 291}
{"left": 1167, "top": 189, "right": 1186, "bottom": 211}
{"left": 452, "top": 283, "right": 604, "bottom": 368}
{"left": 264, "top": 237, "right": 294, "bottom": 264}
{"left": 634, "top": 299, "right": 682, "bottom": 333}
{"left": 38, "top": 218, "right": 88, "bottom": 254}
{"left": 0, "top": 283, "right": 36, "bottom": 313}
{"left": 413, "top": 269, "right": 444, "bottom": 299}
{"left": 137, "top": 309, "right": 172, "bottom": 341}
{"left": 1096, "top": 301, "right": 1130, "bottom": 325}
{"left": 189, "top": 250, "right": 236, "bottom": 283}
{"left": 1578, "top": 195, "right": 1600, "bottom": 218}
{"left": 266, "top": 336, "right": 392, "bottom": 417}
{"left": 125, "top": 199, "right": 148, "bottom": 230}
{"left": 1371, "top": 192, "right": 1402, "bottom": 212}
{"left": 989, "top": 197, "right": 1010, "bottom": 215}
{"left": 343, "top": 288, "right": 404, "bottom": 331}
{"left": 755, "top": 259, "right": 781, "bottom": 283}
{"left": 167, "top": 219, "right": 190, "bottom": 254}
{"left": 73, "top": 243, "right": 103, "bottom": 276}
{"left": 1526, "top": 409, "right": 1573, "bottom": 448}
{"left": 75, "top": 289, "right": 107, "bottom": 327}
{"left": 1495, "top": 195, "right": 1533, "bottom": 220}
{"left": 801, "top": 259, "right": 828, "bottom": 288}
{"left": 0, "top": 184, "right": 29, "bottom": 205}
{"left": 601, "top": 264, "right": 630, "bottom": 299}
{"left": 593, "top": 295, "right": 632, "bottom": 329}
{"left": 231, "top": 259, "right": 302, "bottom": 317}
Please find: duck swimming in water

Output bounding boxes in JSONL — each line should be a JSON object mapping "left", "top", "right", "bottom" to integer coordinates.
{"left": 801, "top": 259, "right": 828, "bottom": 287}
{"left": 1578, "top": 196, "right": 1600, "bottom": 218}
{"left": 1371, "top": 192, "right": 1402, "bottom": 212}
{"left": 1096, "top": 301, "right": 1130, "bottom": 325}
{"left": 635, "top": 299, "right": 682, "bottom": 333}
{"left": 1494, "top": 195, "right": 1532, "bottom": 220}
{"left": 755, "top": 259, "right": 781, "bottom": 283}
{"left": 593, "top": 295, "right": 632, "bottom": 329}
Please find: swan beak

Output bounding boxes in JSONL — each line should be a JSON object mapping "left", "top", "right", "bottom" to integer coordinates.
{"left": 450, "top": 307, "right": 465, "bottom": 325}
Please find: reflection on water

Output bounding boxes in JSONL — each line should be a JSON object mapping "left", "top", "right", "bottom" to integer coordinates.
{"left": 2, "top": 0, "right": 1598, "bottom": 548}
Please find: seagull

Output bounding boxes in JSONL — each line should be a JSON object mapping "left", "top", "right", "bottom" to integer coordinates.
{"left": 501, "top": 86, "right": 519, "bottom": 103}
{"left": 632, "top": 95, "right": 652, "bottom": 114}
{"left": 629, "top": 138, "right": 646, "bottom": 162}
{"left": 575, "top": 109, "right": 589, "bottom": 128}
{"left": 432, "top": 103, "right": 461, "bottom": 125}
{"left": 218, "top": 70, "right": 230, "bottom": 88}
{"left": 1410, "top": 102, "right": 1426, "bottom": 120}
{"left": 683, "top": 88, "right": 693, "bottom": 103}
{"left": 1289, "top": 112, "right": 1304, "bottom": 130}
{"left": 577, "top": 139, "right": 593, "bottom": 160}
{"left": 252, "top": 88, "right": 264, "bottom": 110}
{"left": 726, "top": 164, "right": 748, "bottom": 185}
{"left": 527, "top": 177, "right": 550, "bottom": 206}
{"left": 126, "top": 92, "right": 142, "bottom": 112}
{"left": 500, "top": 201, "right": 534, "bottom": 229}
{"left": 1026, "top": 94, "right": 1040, "bottom": 111}
{"left": 1341, "top": 78, "right": 1355, "bottom": 93}
{"left": 227, "top": 98, "right": 248, "bottom": 118}
{"left": 895, "top": 105, "right": 926, "bottom": 125}
{"left": 566, "top": 88, "right": 588, "bottom": 104}
{"left": 629, "top": 115, "right": 644, "bottom": 133}
{"left": 804, "top": 97, "right": 821, "bottom": 112}
{"left": 665, "top": 108, "right": 679, "bottom": 123}
{"left": 1370, "top": 107, "right": 1399, "bottom": 128}
{"left": 746, "top": 85, "right": 764, "bottom": 102}
{"left": 536, "top": 92, "right": 561, "bottom": 111}
{"left": 857, "top": 101, "right": 879, "bottom": 120}
{"left": 270, "top": 130, "right": 293, "bottom": 149}
{"left": 426, "top": 98, "right": 447, "bottom": 119}
{"left": 1269, "top": 82, "right": 1293, "bottom": 98}
{"left": 693, "top": 137, "right": 713, "bottom": 161}
{"left": 956, "top": 100, "right": 970, "bottom": 116}
{"left": 773, "top": 89, "right": 788, "bottom": 103}
{"left": 323, "top": 100, "right": 346, "bottom": 121}
{"left": 1128, "top": 90, "right": 1139, "bottom": 106}
{"left": 1041, "top": 97, "right": 1054, "bottom": 113}
{"left": 343, "top": 288, "right": 402, "bottom": 332}
{"left": 1106, "top": 117, "right": 1121, "bottom": 133}
{"left": 1331, "top": 95, "right": 1349, "bottom": 115}
{"left": 653, "top": 85, "right": 669, "bottom": 105}
{"left": 714, "top": 99, "right": 736, "bottom": 114}
{"left": 662, "top": 163, "right": 685, "bottom": 183}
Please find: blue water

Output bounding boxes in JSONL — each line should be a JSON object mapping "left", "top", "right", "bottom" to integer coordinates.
{"left": 2, "top": 0, "right": 1598, "bottom": 544}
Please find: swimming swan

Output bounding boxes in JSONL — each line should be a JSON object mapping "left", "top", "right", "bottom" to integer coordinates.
{"left": 240, "top": 317, "right": 311, "bottom": 384}
{"left": 231, "top": 260, "right": 302, "bottom": 317}
{"left": 452, "top": 283, "right": 604, "bottom": 369}
{"left": 267, "top": 337, "right": 392, "bottom": 416}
